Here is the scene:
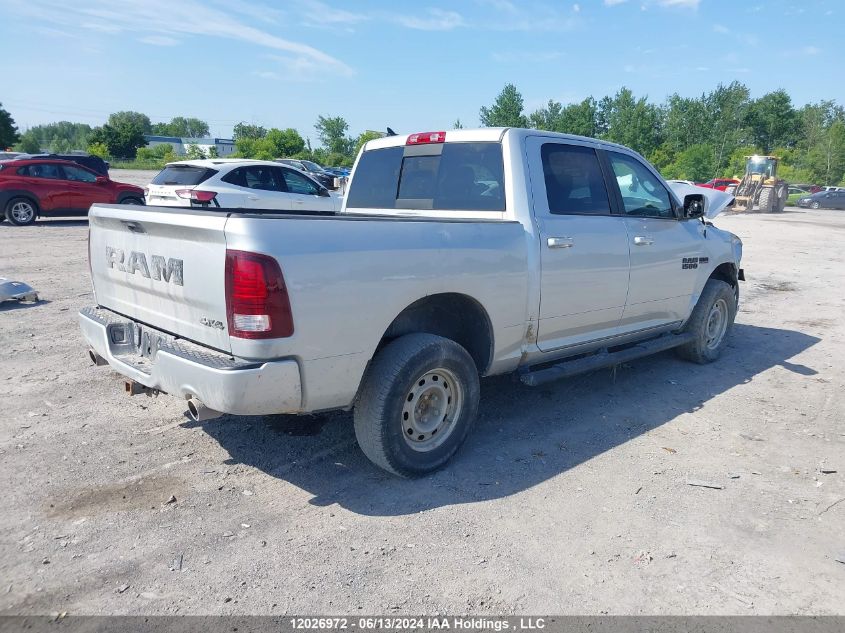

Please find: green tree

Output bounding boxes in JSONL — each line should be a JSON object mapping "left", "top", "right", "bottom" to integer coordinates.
{"left": 598, "top": 87, "right": 661, "bottom": 157}
{"left": 453, "top": 119, "right": 463, "bottom": 129}
{"left": 152, "top": 117, "right": 210, "bottom": 138}
{"left": 15, "top": 121, "right": 94, "bottom": 153}
{"left": 354, "top": 130, "right": 384, "bottom": 156}
{"left": 480, "top": 83, "right": 528, "bottom": 128}
{"left": 744, "top": 90, "right": 797, "bottom": 153}
{"left": 87, "top": 142, "right": 110, "bottom": 159}
{"left": 90, "top": 115, "right": 147, "bottom": 160}
{"left": 0, "top": 103, "right": 19, "bottom": 149}
{"left": 107, "top": 111, "right": 152, "bottom": 135}
{"left": 17, "top": 133, "right": 41, "bottom": 153}
{"left": 667, "top": 144, "right": 716, "bottom": 182}
{"left": 315, "top": 115, "right": 353, "bottom": 155}
{"left": 529, "top": 99, "right": 564, "bottom": 131}
{"left": 233, "top": 122, "right": 267, "bottom": 140}
{"left": 266, "top": 128, "right": 305, "bottom": 156}
{"left": 185, "top": 144, "right": 207, "bottom": 160}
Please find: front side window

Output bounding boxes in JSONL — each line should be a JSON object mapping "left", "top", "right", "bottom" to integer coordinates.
{"left": 18, "top": 163, "right": 62, "bottom": 180}
{"left": 540, "top": 143, "right": 611, "bottom": 215}
{"left": 61, "top": 164, "right": 97, "bottom": 183}
{"left": 607, "top": 152, "right": 674, "bottom": 218}
{"left": 281, "top": 168, "right": 319, "bottom": 195}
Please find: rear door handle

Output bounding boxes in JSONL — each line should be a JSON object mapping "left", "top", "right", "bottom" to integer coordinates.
{"left": 633, "top": 235, "right": 654, "bottom": 246}
{"left": 547, "top": 237, "right": 574, "bottom": 249}
{"left": 247, "top": 195, "right": 260, "bottom": 201}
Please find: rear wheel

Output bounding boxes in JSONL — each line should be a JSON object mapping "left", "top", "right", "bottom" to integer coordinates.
{"left": 676, "top": 279, "right": 736, "bottom": 364}
{"left": 353, "top": 333, "right": 480, "bottom": 477}
{"left": 5, "top": 197, "right": 37, "bottom": 226}
{"left": 120, "top": 197, "right": 144, "bottom": 205}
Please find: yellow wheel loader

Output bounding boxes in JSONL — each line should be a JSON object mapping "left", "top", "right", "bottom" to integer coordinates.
{"left": 726, "top": 155, "right": 788, "bottom": 212}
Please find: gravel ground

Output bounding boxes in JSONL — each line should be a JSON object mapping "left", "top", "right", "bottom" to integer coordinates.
{"left": 108, "top": 169, "right": 158, "bottom": 188}
{"left": 0, "top": 207, "right": 843, "bottom": 615}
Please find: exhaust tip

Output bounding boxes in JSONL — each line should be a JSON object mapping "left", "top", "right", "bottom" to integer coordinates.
{"left": 89, "top": 349, "right": 108, "bottom": 366}
{"left": 186, "top": 398, "right": 223, "bottom": 422}
{"left": 187, "top": 399, "right": 199, "bottom": 422}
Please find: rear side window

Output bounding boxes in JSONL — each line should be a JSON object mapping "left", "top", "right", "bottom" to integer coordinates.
{"left": 17, "top": 163, "right": 63, "bottom": 179}
{"left": 152, "top": 165, "right": 217, "bottom": 186}
{"left": 540, "top": 144, "right": 611, "bottom": 215}
{"left": 222, "top": 166, "right": 283, "bottom": 191}
{"left": 346, "top": 143, "right": 505, "bottom": 211}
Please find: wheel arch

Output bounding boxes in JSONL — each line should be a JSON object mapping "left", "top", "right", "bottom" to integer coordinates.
{"left": 2, "top": 190, "right": 41, "bottom": 216}
{"left": 709, "top": 261, "right": 738, "bottom": 288}
{"left": 376, "top": 292, "right": 495, "bottom": 377}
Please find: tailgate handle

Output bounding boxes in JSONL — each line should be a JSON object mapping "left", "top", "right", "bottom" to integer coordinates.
{"left": 122, "top": 221, "right": 145, "bottom": 234}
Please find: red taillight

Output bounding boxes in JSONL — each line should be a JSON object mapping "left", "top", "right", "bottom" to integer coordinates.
{"left": 406, "top": 131, "right": 446, "bottom": 145}
{"left": 225, "top": 250, "right": 293, "bottom": 339}
{"left": 176, "top": 189, "right": 217, "bottom": 203}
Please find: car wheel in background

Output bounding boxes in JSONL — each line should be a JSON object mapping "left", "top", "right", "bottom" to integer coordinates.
{"left": 811, "top": 201, "right": 820, "bottom": 209}
{"left": 353, "top": 333, "right": 480, "bottom": 477}
{"left": 5, "top": 197, "right": 38, "bottom": 226}
{"left": 120, "top": 197, "right": 144, "bottom": 205}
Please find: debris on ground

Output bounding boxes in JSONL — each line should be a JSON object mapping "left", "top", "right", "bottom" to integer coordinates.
{"left": 116, "top": 584, "right": 130, "bottom": 594}
{"left": 0, "top": 278, "right": 39, "bottom": 303}
{"left": 687, "top": 480, "right": 725, "bottom": 490}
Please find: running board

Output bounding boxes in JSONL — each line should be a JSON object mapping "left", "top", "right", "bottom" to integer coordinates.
{"left": 519, "top": 332, "right": 695, "bottom": 387}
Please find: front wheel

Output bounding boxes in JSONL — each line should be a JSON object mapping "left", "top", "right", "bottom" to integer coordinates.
{"left": 811, "top": 201, "right": 820, "bottom": 209}
{"left": 5, "top": 198, "right": 37, "bottom": 226}
{"left": 354, "top": 333, "right": 480, "bottom": 477}
{"left": 676, "top": 279, "right": 737, "bottom": 364}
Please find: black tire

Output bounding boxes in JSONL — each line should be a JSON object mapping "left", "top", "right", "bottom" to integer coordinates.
{"left": 811, "top": 201, "right": 820, "bottom": 209}
{"left": 676, "top": 279, "right": 736, "bottom": 364}
{"left": 120, "top": 197, "right": 144, "bottom": 205}
{"left": 758, "top": 187, "right": 773, "bottom": 213}
{"left": 353, "top": 333, "right": 480, "bottom": 477}
{"left": 5, "top": 197, "right": 38, "bottom": 226}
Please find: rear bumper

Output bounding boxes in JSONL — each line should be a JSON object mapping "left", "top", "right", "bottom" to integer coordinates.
{"left": 79, "top": 306, "right": 302, "bottom": 415}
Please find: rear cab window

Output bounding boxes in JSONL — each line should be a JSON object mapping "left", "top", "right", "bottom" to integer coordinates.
{"left": 152, "top": 165, "right": 217, "bottom": 186}
{"left": 346, "top": 141, "right": 505, "bottom": 215}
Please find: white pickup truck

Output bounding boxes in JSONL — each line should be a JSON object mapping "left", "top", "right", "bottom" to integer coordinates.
{"left": 80, "top": 128, "right": 743, "bottom": 476}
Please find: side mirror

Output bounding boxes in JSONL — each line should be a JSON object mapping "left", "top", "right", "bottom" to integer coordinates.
{"left": 684, "top": 194, "right": 705, "bottom": 218}
{"left": 96, "top": 175, "right": 108, "bottom": 184}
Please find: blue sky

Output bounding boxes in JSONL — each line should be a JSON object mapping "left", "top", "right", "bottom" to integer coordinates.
{"left": 2, "top": 0, "right": 842, "bottom": 144}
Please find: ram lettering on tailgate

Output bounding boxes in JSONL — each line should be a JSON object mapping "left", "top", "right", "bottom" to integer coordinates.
{"left": 105, "top": 246, "right": 183, "bottom": 286}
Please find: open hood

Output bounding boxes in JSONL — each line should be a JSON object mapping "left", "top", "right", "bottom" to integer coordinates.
{"left": 668, "top": 182, "right": 735, "bottom": 219}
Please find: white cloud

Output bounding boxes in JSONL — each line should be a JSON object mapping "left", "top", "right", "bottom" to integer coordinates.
{"left": 803, "top": 45, "right": 821, "bottom": 55}
{"left": 139, "top": 35, "right": 179, "bottom": 46}
{"left": 604, "top": 0, "right": 628, "bottom": 5}
{"left": 655, "top": 0, "right": 700, "bottom": 7}
{"left": 573, "top": 4, "right": 581, "bottom": 12}
{"left": 5, "top": 0, "right": 354, "bottom": 77}
{"left": 393, "top": 8, "right": 464, "bottom": 30}
{"left": 712, "top": 23, "right": 730, "bottom": 34}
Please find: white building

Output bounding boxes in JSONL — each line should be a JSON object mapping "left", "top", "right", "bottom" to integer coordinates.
{"left": 143, "top": 135, "right": 236, "bottom": 156}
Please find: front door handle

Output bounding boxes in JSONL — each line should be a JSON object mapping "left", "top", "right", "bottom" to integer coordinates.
{"left": 633, "top": 235, "right": 654, "bottom": 246}
{"left": 247, "top": 195, "right": 260, "bottom": 201}
{"left": 547, "top": 237, "right": 574, "bottom": 249}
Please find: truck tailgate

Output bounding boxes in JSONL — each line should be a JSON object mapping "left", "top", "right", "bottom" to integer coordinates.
{"left": 88, "top": 204, "right": 231, "bottom": 353}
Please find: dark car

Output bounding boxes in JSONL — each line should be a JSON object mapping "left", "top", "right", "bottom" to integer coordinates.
{"left": 15, "top": 153, "right": 110, "bottom": 176}
{"left": 275, "top": 158, "right": 335, "bottom": 189}
{"left": 796, "top": 190, "right": 845, "bottom": 210}
{"left": 0, "top": 159, "right": 144, "bottom": 226}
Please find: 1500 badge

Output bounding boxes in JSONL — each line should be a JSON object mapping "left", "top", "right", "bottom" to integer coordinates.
{"left": 682, "top": 256, "right": 709, "bottom": 270}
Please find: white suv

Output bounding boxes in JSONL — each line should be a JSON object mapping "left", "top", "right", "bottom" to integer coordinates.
{"left": 145, "top": 159, "right": 341, "bottom": 212}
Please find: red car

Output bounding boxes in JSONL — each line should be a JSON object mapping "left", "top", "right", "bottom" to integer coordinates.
{"left": 0, "top": 159, "right": 144, "bottom": 226}
{"left": 697, "top": 178, "right": 739, "bottom": 191}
